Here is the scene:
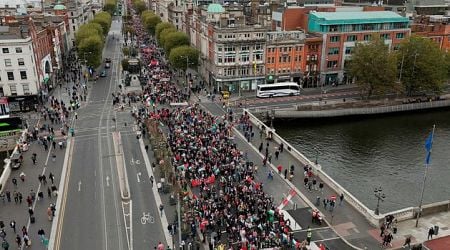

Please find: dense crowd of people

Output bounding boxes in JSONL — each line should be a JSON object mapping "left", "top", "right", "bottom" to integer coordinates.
{"left": 124, "top": 7, "right": 310, "bottom": 249}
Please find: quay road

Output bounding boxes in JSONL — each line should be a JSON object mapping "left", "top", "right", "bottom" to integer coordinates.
{"left": 53, "top": 17, "right": 168, "bottom": 250}
{"left": 228, "top": 85, "right": 361, "bottom": 110}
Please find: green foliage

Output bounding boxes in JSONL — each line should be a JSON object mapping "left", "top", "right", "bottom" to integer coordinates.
{"left": 163, "top": 32, "right": 189, "bottom": 54}
{"left": 103, "top": 0, "right": 117, "bottom": 15}
{"left": 132, "top": 0, "right": 146, "bottom": 14}
{"left": 158, "top": 27, "right": 177, "bottom": 47}
{"left": 75, "top": 23, "right": 103, "bottom": 46}
{"left": 122, "top": 59, "right": 130, "bottom": 71}
{"left": 169, "top": 46, "right": 199, "bottom": 70}
{"left": 122, "top": 47, "right": 130, "bottom": 57}
{"left": 141, "top": 10, "right": 161, "bottom": 35}
{"left": 155, "top": 22, "right": 174, "bottom": 39}
{"left": 78, "top": 36, "right": 103, "bottom": 68}
{"left": 398, "top": 36, "right": 447, "bottom": 96}
{"left": 92, "top": 12, "right": 112, "bottom": 36}
{"left": 445, "top": 52, "right": 450, "bottom": 78}
{"left": 347, "top": 37, "right": 398, "bottom": 99}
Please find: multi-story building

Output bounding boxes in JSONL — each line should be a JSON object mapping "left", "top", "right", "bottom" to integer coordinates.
{"left": 308, "top": 10, "right": 410, "bottom": 84}
{"left": 265, "top": 31, "right": 305, "bottom": 84}
{"left": 168, "top": 0, "right": 184, "bottom": 30}
{"left": 303, "top": 33, "right": 323, "bottom": 87}
{"left": 191, "top": 3, "right": 268, "bottom": 93}
{"left": 67, "top": 0, "right": 96, "bottom": 48}
{"left": 411, "top": 15, "right": 450, "bottom": 52}
{"left": 0, "top": 26, "right": 39, "bottom": 107}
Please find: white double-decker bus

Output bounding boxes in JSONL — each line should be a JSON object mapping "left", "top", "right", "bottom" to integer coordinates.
{"left": 256, "top": 82, "right": 301, "bottom": 98}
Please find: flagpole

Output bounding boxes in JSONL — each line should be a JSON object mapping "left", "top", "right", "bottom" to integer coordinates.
{"left": 415, "top": 124, "right": 435, "bottom": 227}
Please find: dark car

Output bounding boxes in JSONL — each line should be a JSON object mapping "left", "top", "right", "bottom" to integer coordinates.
{"left": 105, "top": 58, "right": 112, "bottom": 63}
{"left": 100, "top": 70, "right": 107, "bottom": 77}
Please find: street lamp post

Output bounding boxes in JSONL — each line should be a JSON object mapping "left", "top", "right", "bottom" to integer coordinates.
{"left": 314, "top": 147, "right": 319, "bottom": 165}
{"left": 374, "top": 187, "right": 386, "bottom": 215}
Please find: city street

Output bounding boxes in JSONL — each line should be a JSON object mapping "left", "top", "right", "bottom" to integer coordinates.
{"left": 54, "top": 18, "right": 127, "bottom": 250}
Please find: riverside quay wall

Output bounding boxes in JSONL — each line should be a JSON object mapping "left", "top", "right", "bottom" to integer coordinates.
{"left": 243, "top": 109, "right": 450, "bottom": 227}
{"left": 260, "top": 97, "right": 450, "bottom": 119}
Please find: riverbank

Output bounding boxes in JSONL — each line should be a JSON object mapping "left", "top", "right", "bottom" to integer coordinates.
{"left": 255, "top": 95, "right": 450, "bottom": 119}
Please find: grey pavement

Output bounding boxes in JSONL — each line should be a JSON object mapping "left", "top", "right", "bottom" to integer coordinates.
{"left": 0, "top": 125, "right": 67, "bottom": 249}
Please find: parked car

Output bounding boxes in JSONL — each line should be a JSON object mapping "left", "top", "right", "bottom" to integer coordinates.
{"left": 105, "top": 58, "right": 112, "bottom": 63}
{"left": 100, "top": 70, "right": 107, "bottom": 77}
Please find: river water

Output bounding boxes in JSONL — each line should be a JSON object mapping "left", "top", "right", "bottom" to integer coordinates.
{"left": 276, "top": 109, "right": 450, "bottom": 213}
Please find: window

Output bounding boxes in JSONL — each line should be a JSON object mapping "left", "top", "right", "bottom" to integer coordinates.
{"left": 9, "top": 85, "right": 17, "bottom": 96}
{"left": 241, "top": 46, "right": 249, "bottom": 51}
{"left": 217, "top": 57, "right": 223, "bottom": 63}
{"left": 224, "top": 55, "right": 235, "bottom": 63}
{"left": 329, "top": 36, "right": 340, "bottom": 43}
{"left": 22, "top": 83, "right": 30, "bottom": 94}
{"left": 328, "top": 47, "right": 339, "bottom": 55}
{"left": 364, "top": 34, "right": 372, "bottom": 41}
{"left": 329, "top": 25, "right": 338, "bottom": 32}
{"left": 254, "top": 44, "right": 262, "bottom": 51}
{"left": 380, "top": 34, "right": 390, "bottom": 40}
{"left": 327, "top": 61, "right": 338, "bottom": 69}
{"left": 345, "top": 47, "right": 354, "bottom": 55}
{"left": 2, "top": 48, "right": 9, "bottom": 53}
{"left": 15, "top": 47, "right": 22, "bottom": 53}
{"left": 18, "top": 58, "right": 25, "bottom": 66}
{"left": 224, "top": 46, "right": 235, "bottom": 52}
{"left": 240, "top": 54, "right": 249, "bottom": 62}
{"left": 4, "top": 59, "right": 11, "bottom": 67}
{"left": 396, "top": 33, "right": 405, "bottom": 39}
{"left": 346, "top": 35, "right": 357, "bottom": 42}
{"left": 7, "top": 72, "right": 14, "bottom": 81}
{"left": 20, "top": 71, "right": 27, "bottom": 80}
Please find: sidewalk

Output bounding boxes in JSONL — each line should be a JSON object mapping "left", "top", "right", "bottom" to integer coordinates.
{"left": 0, "top": 63, "right": 86, "bottom": 248}
{"left": 0, "top": 127, "right": 67, "bottom": 248}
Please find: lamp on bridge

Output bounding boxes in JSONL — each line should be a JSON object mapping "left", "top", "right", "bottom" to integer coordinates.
{"left": 374, "top": 186, "right": 386, "bottom": 215}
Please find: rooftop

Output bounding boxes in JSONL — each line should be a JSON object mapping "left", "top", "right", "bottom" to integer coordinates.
{"left": 309, "top": 11, "right": 409, "bottom": 25}
{"left": 310, "top": 11, "right": 408, "bottom": 22}
{"left": 207, "top": 3, "right": 225, "bottom": 13}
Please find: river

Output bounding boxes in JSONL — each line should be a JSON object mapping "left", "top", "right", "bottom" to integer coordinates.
{"left": 276, "top": 109, "right": 450, "bottom": 213}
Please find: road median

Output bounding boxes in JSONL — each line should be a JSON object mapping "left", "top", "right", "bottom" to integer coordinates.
{"left": 113, "top": 131, "right": 131, "bottom": 200}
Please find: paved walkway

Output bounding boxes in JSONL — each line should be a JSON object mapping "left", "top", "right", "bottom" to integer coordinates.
{"left": 0, "top": 64, "right": 87, "bottom": 248}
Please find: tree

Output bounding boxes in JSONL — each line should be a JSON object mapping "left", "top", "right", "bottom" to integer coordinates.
{"left": 158, "top": 27, "right": 177, "bottom": 47}
{"left": 155, "top": 22, "right": 175, "bottom": 39}
{"left": 122, "top": 47, "right": 130, "bottom": 57}
{"left": 103, "top": 0, "right": 117, "bottom": 15}
{"left": 93, "top": 12, "right": 112, "bottom": 36}
{"left": 141, "top": 11, "right": 161, "bottom": 35}
{"left": 169, "top": 46, "right": 199, "bottom": 70}
{"left": 75, "top": 23, "right": 103, "bottom": 46}
{"left": 122, "top": 59, "right": 130, "bottom": 72}
{"left": 347, "top": 37, "right": 398, "bottom": 99}
{"left": 163, "top": 32, "right": 189, "bottom": 54}
{"left": 398, "top": 36, "right": 447, "bottom": 96}
{"left": 133, "top": 0, "right": 146, "bottom": 14}
{"left": 78, "top": 36, "right": 104, "bottom": 68}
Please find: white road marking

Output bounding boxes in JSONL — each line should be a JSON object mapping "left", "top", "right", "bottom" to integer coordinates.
{"left": 106, "top": 176, "right": 110, "bottom": 187}
{"left": 137, "top": 172, "right": 141, "bottom": 183}
{"left": 78, "top": 181, "right": 82, "bottom": 192}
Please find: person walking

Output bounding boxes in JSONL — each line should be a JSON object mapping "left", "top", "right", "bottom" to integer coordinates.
{"left": 428, "top": 227, "right": 435, "bottom": 240}
{"left": 49, "top": 173, "right": 55, "bottom": 184}
{"left": 37, "top": 229, "right": 45, "bottom": 243}
{"left": 402, "top": 236, "right": 411, "bottom": 249}
{"left": 9, "top": 221, "right": 15, "bottom": 233}
{"left": 1, "top": 239, "right": 9, "bottom": 250}
{"left": 339, "top": 193, "right": 345, "bottom": 205}
{"left": 306, "top": 227, "right": 312, "bottom": 245}
{"left": 14, "top": 235, "right": 21, "bottom": 248}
